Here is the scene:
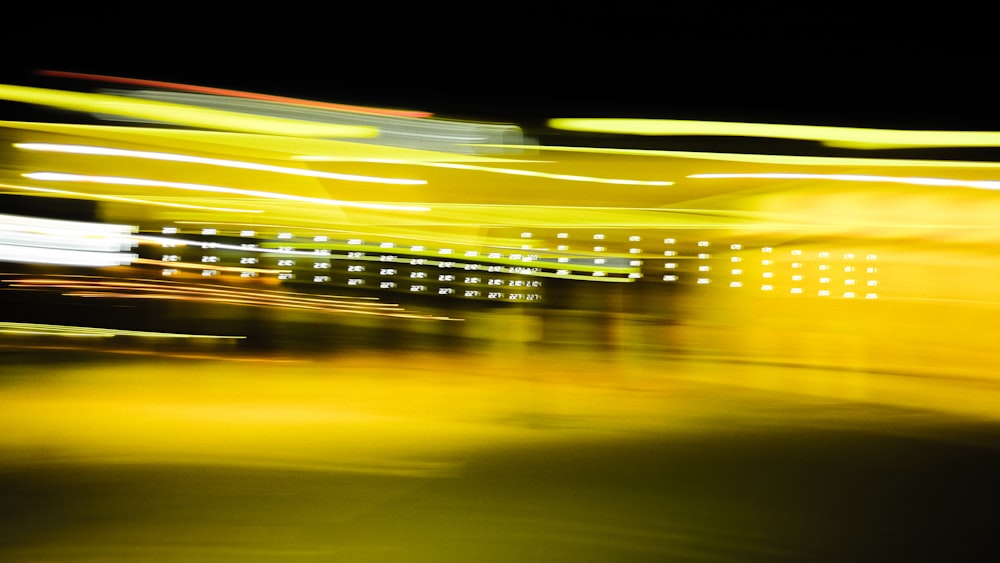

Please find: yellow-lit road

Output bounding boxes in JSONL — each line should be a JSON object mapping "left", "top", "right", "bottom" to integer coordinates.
{"left": 3, "top": 82, "right": 1000, "bottom": 562}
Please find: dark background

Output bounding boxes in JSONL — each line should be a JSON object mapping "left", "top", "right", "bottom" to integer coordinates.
{"left": 1, "top": 4, "right": 995, "bottom": 131}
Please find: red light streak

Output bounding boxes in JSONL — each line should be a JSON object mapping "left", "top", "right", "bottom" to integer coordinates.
{"left": 38, "top": 70, "right": 434, "bottom": 118}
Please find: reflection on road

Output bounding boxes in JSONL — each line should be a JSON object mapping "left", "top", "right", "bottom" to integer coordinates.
{"left": 2, "top": 348, "right": 999, "bottom": 562}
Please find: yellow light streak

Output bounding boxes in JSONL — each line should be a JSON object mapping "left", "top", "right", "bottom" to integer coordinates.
{"left": 547, "top": 118, "right": 1000, "bottom": 149}
{"left": 15, "top": 143, "right": 426, "bottom": 186}
{"left": 688, "top": 173, "right": 1000, "bottom": 191}
{"left": 0, "top": 85, "right": 378, "bottom": 138}
{"left": 22, "top": 172, "right": 432, "bottom": 212}
{"left": 476, "top": 144, "right": 1000, "bottom": 169}
{"left": 356, "top": 158, "right": 672, "bottom": 186}
{"left": 0, "top": 183, "right": 264, "bottom": 213}
{"left": 1, "top": 121, "right": 527, "bottom": 165}
{"left": 0, "top": 321, "right": 243, "bottom": 339}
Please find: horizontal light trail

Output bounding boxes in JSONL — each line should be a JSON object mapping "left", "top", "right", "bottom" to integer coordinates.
{"left": 0, "top": 321, "right": 244, "bottom": 339}
{"left": 23, "top": 172, "right": 432, "bottom": 212}
{"left": 477, "top": 145, "right": 1000, "bottom": 168}
{"left": 15, "top": 143, "right": 427, "bottom": 186}
{"left": 3, "top": 276, "right": 460, "bottom": 321}
{"left": 548, "top": 118, "right": 1000, "bottom": 149}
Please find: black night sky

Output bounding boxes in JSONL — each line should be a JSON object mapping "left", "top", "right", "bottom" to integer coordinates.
{"left": 2, "top": 4, "right": 996, "bottom": 131}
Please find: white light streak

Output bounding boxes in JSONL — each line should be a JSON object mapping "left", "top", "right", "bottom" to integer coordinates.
{"left": 15, "top": 143, "right": 425, "bottom": 185}
{"left": 23, "top": 172, "right": 431, "bottom": 212}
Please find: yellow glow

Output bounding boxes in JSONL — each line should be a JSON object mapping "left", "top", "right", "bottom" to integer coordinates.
{"left": 15, "top": 143, "right": 426, "bottom": 186}
{"left": 0, "top": 85, "right": 378, "bottom": 138}
{"left": 22, "top": 172, "right": 432, "bottom": 211}
{"left": 548, "top": 118, "right": 1000, "bottom": 149}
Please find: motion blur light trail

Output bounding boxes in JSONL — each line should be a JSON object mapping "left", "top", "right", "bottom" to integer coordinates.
{"left": 0, "top": 321, "right": 243, "bottom": 339}
{"left": 4, "top": 74, "right": 1000, "bottom": 562}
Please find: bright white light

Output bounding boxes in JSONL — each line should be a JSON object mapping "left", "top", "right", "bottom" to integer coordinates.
{"left": 0, "top": 244, "right": 135, "bottom": 267}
